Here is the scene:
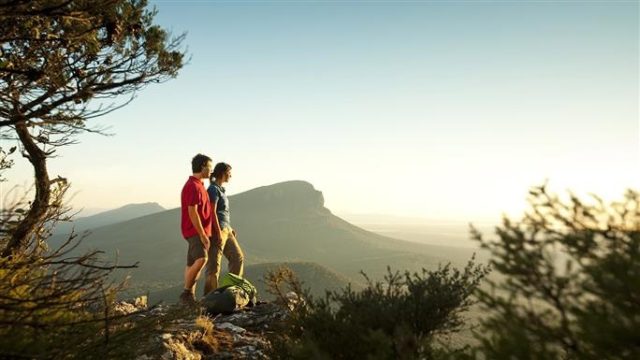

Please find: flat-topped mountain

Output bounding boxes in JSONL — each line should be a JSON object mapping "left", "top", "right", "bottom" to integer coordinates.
{"left": 231, "top": 180, "right": 328, "bottom": 217}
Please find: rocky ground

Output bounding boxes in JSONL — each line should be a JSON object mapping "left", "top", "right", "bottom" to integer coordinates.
{"left": 115, "top": 297, "right": 289, "bottom": 360}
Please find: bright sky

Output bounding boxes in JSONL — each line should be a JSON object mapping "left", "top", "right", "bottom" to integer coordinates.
{"left": 2, "top": 0, "right": 639, "bottom": 223}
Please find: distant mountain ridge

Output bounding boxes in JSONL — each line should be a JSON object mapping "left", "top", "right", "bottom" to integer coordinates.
{"left": 53, "top": 202, "right": 165, "bottom": 236}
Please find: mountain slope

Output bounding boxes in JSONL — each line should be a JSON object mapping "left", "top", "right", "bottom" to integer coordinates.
{"left": 55, "top": 181, "right": 476, "bottom": 289}
{"left": 147, "top": 261, "right": 361, "bottom": 303}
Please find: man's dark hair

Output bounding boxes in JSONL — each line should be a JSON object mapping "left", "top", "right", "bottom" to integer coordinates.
{"left": 191, "top": 154, "right": 212, "bottom": 173}
{"left": 211, "top": 162, "right": 232, "bottom": 180}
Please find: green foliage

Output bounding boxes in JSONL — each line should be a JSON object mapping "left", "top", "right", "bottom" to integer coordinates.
{"left": 467, "top": 185, "right": 640, "bottom": 360}
{"left": 0, "top": 0, "right": 186, "bottom": 256}
{"left": 265, "top": 259, "right": 489, "bottom": 359}
{"left": 0, "top": 183, "right": 176, "bottom": 359}
{"left": 0, "top": 2, "right": 187, "bottom": 354}
{"left": 1, "top": 0, "right": 184, "bottom": 126}
{"left": 0, "top": 242, "right": 177, "bottom": 359}
{"left": 1, "top": 0, "right": 185, "bottom": 91}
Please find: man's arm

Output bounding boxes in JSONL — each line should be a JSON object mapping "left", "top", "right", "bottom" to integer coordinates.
{"left": 188, "top": 205, "right": 210, "bottom": 251}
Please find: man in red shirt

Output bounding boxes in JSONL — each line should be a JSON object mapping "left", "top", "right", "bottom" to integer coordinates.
{"left": 179, "top": 154, "right": 214, "bottom": 304}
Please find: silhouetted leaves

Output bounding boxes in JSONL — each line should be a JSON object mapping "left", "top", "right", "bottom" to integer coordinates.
{"left": 468, "top": 186, "right": 640, "bottom": 360}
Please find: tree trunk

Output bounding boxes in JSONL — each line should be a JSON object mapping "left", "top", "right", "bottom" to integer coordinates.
{"left": 1, "top": 121, "right": 50, "bottom": 257}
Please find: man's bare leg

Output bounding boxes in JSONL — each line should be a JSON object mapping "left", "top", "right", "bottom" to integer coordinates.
{"left": 184, "top": 257, "right": 207, "bottom": 296}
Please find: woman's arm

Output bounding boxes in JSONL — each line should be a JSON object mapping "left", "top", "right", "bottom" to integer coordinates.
{"left": 211, "top": 201, "right": 223, "bottom": 245}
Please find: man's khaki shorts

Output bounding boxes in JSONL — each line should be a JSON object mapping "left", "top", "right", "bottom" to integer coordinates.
{"left": 185, "top": 235, "right": 207, "bottom": 266}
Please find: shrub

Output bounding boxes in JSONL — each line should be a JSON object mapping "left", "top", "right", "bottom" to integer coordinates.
{"left": 467, "top": 185, "right": 640, "bottom": 360}
{"left": 265, "top": 259, "right": 489, "bottom": 359}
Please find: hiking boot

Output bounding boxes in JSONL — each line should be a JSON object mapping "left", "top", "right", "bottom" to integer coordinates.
{"left": 179, "top": 290, "right": 196, "bottom": 306}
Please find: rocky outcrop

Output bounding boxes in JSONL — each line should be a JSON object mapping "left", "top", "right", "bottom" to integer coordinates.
{"left": 117, "top": 298, "right": 288, "bottom": 359}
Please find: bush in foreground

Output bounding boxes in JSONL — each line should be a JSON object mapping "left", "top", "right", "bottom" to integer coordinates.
{"left": 467, "top": 185, "right": 640, "bottom": 360}
{"left": 265, "top": 259, "right": 488, "bottom": 359}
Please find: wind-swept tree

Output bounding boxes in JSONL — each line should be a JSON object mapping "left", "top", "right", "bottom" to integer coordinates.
{"left": 0, "top": 2, "right": 189, "bottom": 357}
{"left": 0, "top": 0, "right": 184, "bottom": 256}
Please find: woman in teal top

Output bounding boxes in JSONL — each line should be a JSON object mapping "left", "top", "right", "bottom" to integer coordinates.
{"left": 203, "top": 162, "right": 245, "bottom": 295}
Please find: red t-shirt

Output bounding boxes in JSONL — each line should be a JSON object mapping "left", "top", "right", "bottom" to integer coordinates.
{"left": 181, "top": 176, "right": 213, "bottom": 239}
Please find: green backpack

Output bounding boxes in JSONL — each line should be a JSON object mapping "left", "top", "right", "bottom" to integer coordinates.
{"left": 219, "top": 272, "right": 258, "bottom": 305}
{"left": 202, "top": 285, "right": 251, "bottom": 315}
